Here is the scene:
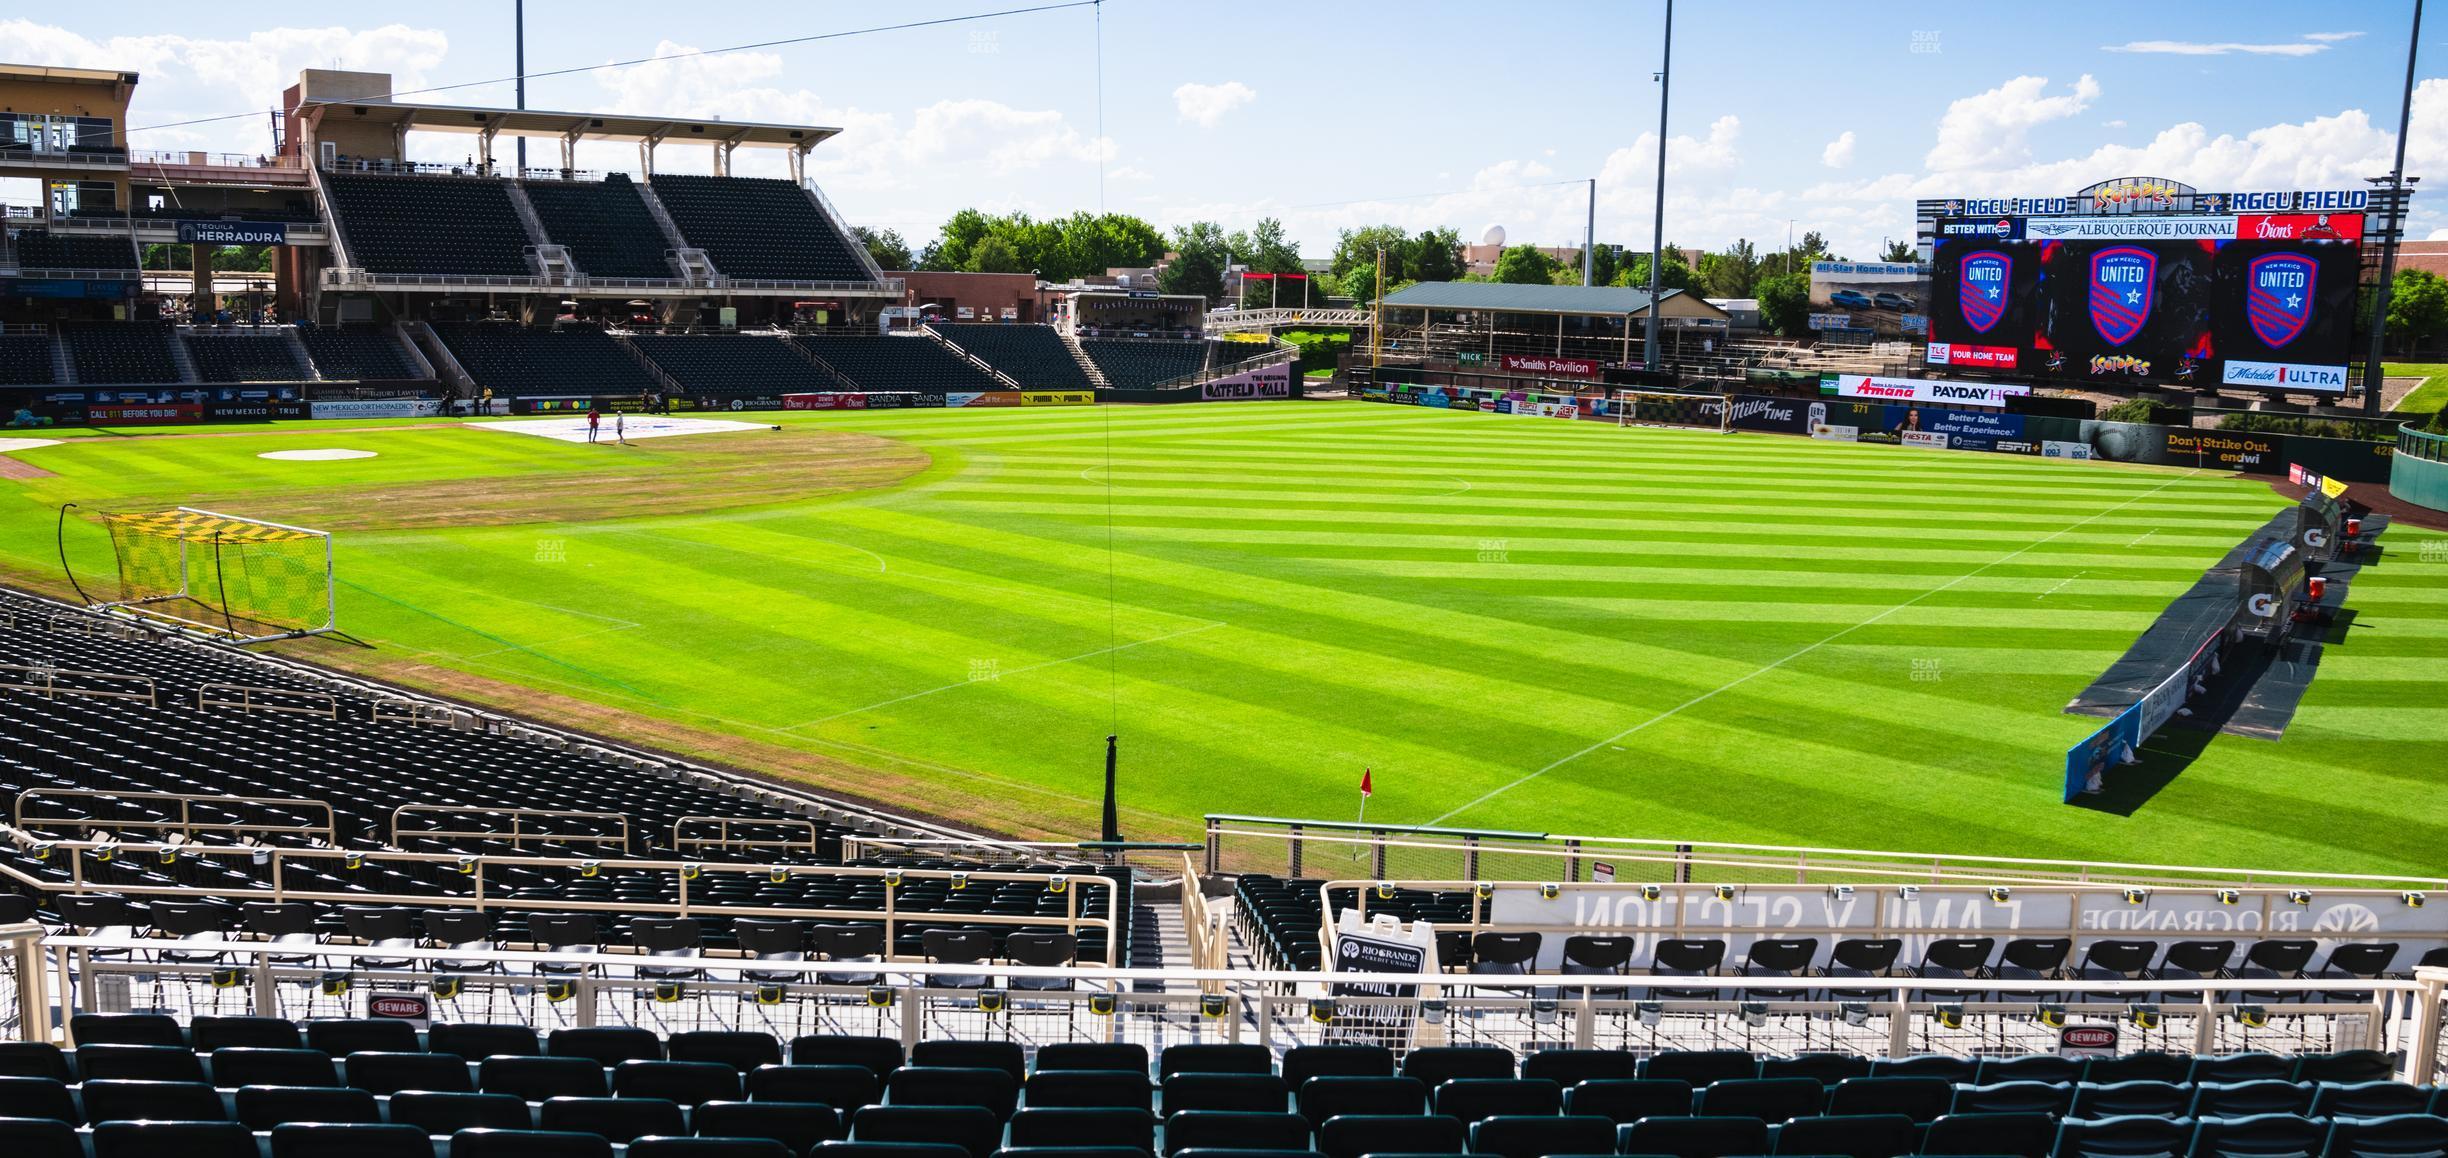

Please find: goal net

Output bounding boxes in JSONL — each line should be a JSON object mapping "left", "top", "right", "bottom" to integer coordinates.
{"left": 99, "top": 508, "right": 334, "bottom": 642}
{"left": 1612, "top": 389, "right": 1730, "bottom": 432}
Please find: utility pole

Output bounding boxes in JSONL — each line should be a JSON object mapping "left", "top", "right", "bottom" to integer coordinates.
{"left": 1100, "top": 735, "right": 1120, "bottom": 844}
{"left": 514, "top": 1, "right": 527, "bottom": 176}
{"left": 1642, "top": 0, "right": 1673, "bottom": 371}
{"left": 2364, "top": 0, "right": 2423, "bottom": 414}
{"left": 1371, "top": 247, "right": 1386, "bottom": 368}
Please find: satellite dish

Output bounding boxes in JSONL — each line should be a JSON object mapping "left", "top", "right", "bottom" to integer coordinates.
{"left": 1482, "top": 224, "right": 1506, "bottom": 248}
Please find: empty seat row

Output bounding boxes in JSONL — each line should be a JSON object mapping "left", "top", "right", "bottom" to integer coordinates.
{"left": 323, "top": 173, "right": 536, "bottom": 277}
{"left": 930, "top": 325, "right": 1092, "bottom": 389}
{"left": 649, "top": 175, "right": 874, "bottom": 283}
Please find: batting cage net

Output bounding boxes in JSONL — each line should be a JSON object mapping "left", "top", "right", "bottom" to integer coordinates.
{"left": 100, "top": 507, "right": 334, "bottom": 642}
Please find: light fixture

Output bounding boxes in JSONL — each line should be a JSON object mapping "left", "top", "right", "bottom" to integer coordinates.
{"left": 2034, "top": 1003, "right": 2066, "bottom": 1028}
{"left": 1540, "top": 883, "right": 1561, "bottom": 900}
{"left": 1988, "top": 886, "right": 2012, "bottom": 903}
{"left": 2129, "top": 1003, "right": 2161, "bottom": 1030}
{"left": 2286, "top": 889, "right": 2312, "bottom": 905}
{"left": 1308, "top": 998, "right": 1336, "bottom": 1024}
{"left": 1474, "top": 882, "right": 1493, "bottom": 900}
{"left": 1088, "top": 992, "right": 1116, "bottom": 1016}
{"left": 1637, "top": 1001, "right": 1664, "bottom": 1027}
{"left": 1375, "top": 881, "right": 1395, "bottom": 900}
{"left": 865, "top": 986, "right": 894, "bottom": 1008}
{"left": 2215, "top": 889, "right": 2239, "bottom": 905}
{"left": 1897, "top": 885, "right": 1919, "bottom": 900}
{"left": 1640, "top": 884, "right": 1662, "bottom": 901}
{"left": 949, "top": 872, "right": 968, "bottom": 892}
{"left": 2404, "top": 892, "right": 2426, "bottom": 909}
{"left": 1933, "top": 1004, "right": 1964, "bottom": 1029}
{"left": 1712, "top": 885, "right": 1736, "bottom": 901}
{"left": 770, "top": 865, "right": 792, "bottom": 884}
{"left": 1828, "top": 884, "right": 1854, "bottom": 900}
{"left": 2234, "top": 1005, "right": 2268, "bottom": 1028}
{"left": 578, "top": 860, "right": 601, "bottom": 878}
{"left": 1839, "top": 1001, "right": 1870, "bottom": 1027}
{"left": 2122, "top": 887, "right": 2150, "bottom": 905}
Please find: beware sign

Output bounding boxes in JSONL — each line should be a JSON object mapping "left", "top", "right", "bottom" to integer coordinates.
{"left": 368, "top": 992, "right": 432, "bottom": 1030}
{"left": 2058, "top": 1024, "right": 2119, "bottom": 1057}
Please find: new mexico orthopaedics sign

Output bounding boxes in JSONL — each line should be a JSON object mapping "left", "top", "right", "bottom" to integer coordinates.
{"left": 1822, "top": 374, "right": 2032, "bottom": 407}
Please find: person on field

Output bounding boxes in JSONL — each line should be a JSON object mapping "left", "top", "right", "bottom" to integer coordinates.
{"left": 615, "top": 412, "right": 627, "bottom": 445}
{"left": 586, "top": 407, "right": 602, "bottom": 443}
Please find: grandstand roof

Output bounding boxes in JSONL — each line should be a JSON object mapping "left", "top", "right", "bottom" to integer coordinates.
{"left": 1383, "top": 280, "right": 1724, "bottom": 319}
{"left": 298, "top": 98, "right": 839, "bottom": 149}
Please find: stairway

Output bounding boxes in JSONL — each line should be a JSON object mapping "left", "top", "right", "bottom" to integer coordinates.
{"left": 1059, "top": 330, "right": 1110, "bottom": 389}
{"left": 920, "top": 326, "right": 1022, "bottom": 390}
{"left": 49, "top": 333, "right": 75, "bottom": 386}
{"left": 633, "top": 181, "right": 715, "bottom": 285}
{"left": 502, "top": 181, "right": 552, "bottom": 257}
{"left": 278, "top": 327, "right": 321, "bottom": 381}
{"left": 164, "top": 332, "right": 202, "bottom": 384}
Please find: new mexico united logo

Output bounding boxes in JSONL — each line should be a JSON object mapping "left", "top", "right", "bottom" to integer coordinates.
{"left": 1959, "top": 250, "right": 2010, "bottom": 334}
{"left": 2088, "top": 245, "right": 2157, "bottom": 346}
{"left": 2247, "top": 253, "right": 2316, "bottom": 349}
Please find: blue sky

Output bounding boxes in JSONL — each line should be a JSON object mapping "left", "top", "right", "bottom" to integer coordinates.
{"left": 6, "top": 1, "right": 2445, "bottom": 258}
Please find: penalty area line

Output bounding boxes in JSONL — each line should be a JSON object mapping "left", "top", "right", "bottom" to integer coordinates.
{"left": 1424, "top": 469, "right": 2207, "bottom": 827}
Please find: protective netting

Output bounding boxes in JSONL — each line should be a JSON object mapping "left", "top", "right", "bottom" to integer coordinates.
{"left": 103, "top": 509, "right": 331, "bottom": 640}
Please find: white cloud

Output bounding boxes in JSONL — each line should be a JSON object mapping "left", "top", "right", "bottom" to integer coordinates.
{"left": 1821, "top": 131, "right": 1856, "bottom": 168}
{"left": 2103, "top": 39, "right": 2331, "bottom": 56}
{"left": 0, "top": 19, "right": 450, "bottom": 151}
{"left": 1927, "top": 74, "right": 2098, "bottom": 171}
{"left": 1171, "top": 81, "right": 1255, "bottom": 128}
{"left": 2303, "top": 31, "right": 2365, "bottom": 42}
{"left": 2428, "top": 228, "right": 2448, "bottom": 241}
{"left": 2102, "top": 119, "right": 2128, "bottom": 129}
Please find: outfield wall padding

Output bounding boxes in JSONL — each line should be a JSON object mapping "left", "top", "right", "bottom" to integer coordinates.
{"left": 2391, "top": 426, "right": 2448, "bottom": 513}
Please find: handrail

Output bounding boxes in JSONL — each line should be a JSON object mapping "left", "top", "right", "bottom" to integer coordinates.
{"left": 672, "top": 815, "right": 822, "bottom": 856}
{"left": 390, "top": 805, "right": 632, "bottom": 850}
{"left": 14, "top": 788, "right": 335, "bottom": 844}
{"left": 195, "top": 682, "right": 337, "bottom": 717}
{"left": 1205, "top": 815, "right": 2448, "bottom": 890}
{"left": 0, "top": 663, "right": 156, "bottom": 705}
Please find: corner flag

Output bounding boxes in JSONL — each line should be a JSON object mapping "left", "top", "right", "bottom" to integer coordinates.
{"left": 1361, "top": 767, "right": 1373, "bottom": 798}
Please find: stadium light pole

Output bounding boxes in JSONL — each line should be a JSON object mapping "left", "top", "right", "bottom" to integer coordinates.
{"left": 1642, "top": 0, "right": 1673, "bottom": 371}
{"left": 1583, "top": 178, "right": 1596, "bottom": 286}
{"left": 2363, "top": 0, "right": 2423, "bottom": 414}
{"left": 514, "top": 1, "right": 527, "bottom": 177}
{"left": 1100, "top": 735, "right": 1121, "bottom": 844}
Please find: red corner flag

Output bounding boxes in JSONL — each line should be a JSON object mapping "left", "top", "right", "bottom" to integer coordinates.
{"left": 1360, "top": 767, "right": 1373, "bottom": 798}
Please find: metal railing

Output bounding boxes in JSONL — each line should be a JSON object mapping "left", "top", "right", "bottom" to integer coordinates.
{"left": 0, "top": 838, "right": 1123, "bottom": 966}
{"left": 131, "top": 150, "right": 292, "bottom": 170}
{"left": 0, "top": 663, "right": 156, "bottom": 705}
{"left": 1144, "top": 337, "right": 1302, "bottom": 393}
{"left": 13, "top": 789, "right": 336, "bottom": 845}
{"left": 672, "top": 815, "right": 823, "bottom": 857}
{"left": 1205, "top": 814, "right": 2448, "bottom": 891}
{"left": 2398, "top": 422, "right": 2447, "bottom": 462}
{"left": 1206, "top": 307, "right": 1370, "bottom": 332}
{"left": 13, "top": 930, "right": 2441, "bottom": 1082}
{"left": 196, "top": 683, "right": 338, "bottom": 717}
{"left": 390, "top": 806, "right": 633, "bottom": 850}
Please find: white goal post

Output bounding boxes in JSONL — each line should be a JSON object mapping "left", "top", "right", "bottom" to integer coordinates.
{"left": 1611, "top": 388, "right": 1732, "bottom": 433}
{"left": 94, "top": 507, "right": 335, "bottom": 644}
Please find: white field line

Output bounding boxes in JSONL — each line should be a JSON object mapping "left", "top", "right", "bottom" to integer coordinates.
{"left": 2035, "top": 571, "right": 2086, "bottom": 601}
{"left": 1426, "top": 470, "right": 2207, "bottom": 825}
{"left": 782, "top": 620, "right": 1228, "bottom": 731}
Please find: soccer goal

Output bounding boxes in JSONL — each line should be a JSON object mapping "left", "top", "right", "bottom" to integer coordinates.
{"left": 1611, "top": 389, "right": 1731, "bottom": 432}
{"left": 91, "top": 507, "right": 335, "bottom": 643}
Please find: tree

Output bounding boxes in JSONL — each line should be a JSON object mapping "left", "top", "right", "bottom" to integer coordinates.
{"left": 965, "top": 235, "right": 1026, "bottom": 274}
{"left": 1492, "top": 245, "right": 1561, "bottom": 285}
{"left": 1755, "top": 270, "right": 1813, "bottom": 337}
{"left": 1587, "top": 243, "right": 1624, "bottom": 288}
{"left": 1618, "top": 247, "right": 1697, "bottom": 294}
{"left": 1409, "top": 228, "right": 1464, "bottom": 283}
{"left": 1697, "top": 238, "right": 1760, "bottom": 299}
{"left": 1161, "top": 221, "right": 1231, "bottom": 301}
{"left": 1879, "top": 237, "right": 1916, "bottom": 264}
{"left": 2387, "top": 268, "right": 2448, "bottom": 351}
{"left": 852, "top": 226, "right": 912, "bottom": 270}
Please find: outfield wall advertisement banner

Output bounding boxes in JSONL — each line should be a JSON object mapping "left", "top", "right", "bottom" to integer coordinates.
{"left": 1200, "top": 362, "right": 1295, "bottom": 400}
{"left": 1499, "top": 354, "right": 1602, "bottom": 379}
{"left": 1823, "top": 374, "right": 2031, "bottom": 407}
{"left": 1361, "top": 381, "right": 2394, "bottom": 481}
{"left": 309, "top": 399, "right": 442, "bottom": 420}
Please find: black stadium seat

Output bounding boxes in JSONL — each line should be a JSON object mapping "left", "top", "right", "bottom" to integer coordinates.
{"left": 185, "top": 334, "right": 309, "bottom": 381}
{"left": 523, "top": 174, "right": 676, "bottom": 279}
{"left": 322, "top": 172, "right": 535, "bottom": 277}
{"left": 434, "top": 323, "right": 660, "bottom": 397}
{"left": 793, "top": 333, "right": 1004, "bottom": 392}
{"left": 648, "top": 174, "right": 874, "bottom": 282}
{"left": 930, "top": 325, "right": 1092, "bottom": 389}
{"left": 629, "top": 334, "right": 837, "bottom": 395}
{"left": 298, "top": 326, "right": 421, "bottom": 380}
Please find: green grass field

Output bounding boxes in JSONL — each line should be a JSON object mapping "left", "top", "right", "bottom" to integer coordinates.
{"left": 1, "top": 402, "right": 2441, "bottom": 874}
